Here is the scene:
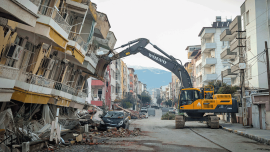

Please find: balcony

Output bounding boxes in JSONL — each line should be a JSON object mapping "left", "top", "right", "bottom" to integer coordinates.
{"left": 38, "top": 5, "right": 71, "bottom": 34}
{"left": 66, "top": 0, "right": 89, "bottom": 12}
{"left": 203, "top": 73, "right": 218, "bottom": 82}
{"left": 221, "top": 46, "right": 237, "bottom": 59}
{"left": 223, "top": 69, "right": 237, "bottom": 78}
{"left": 229, "top": 16, "right": 241, "bottom": 34}
{"left": 200, "top": 28, "right": 216, "bottom": 39}
{"left": 230, "top": 38, "right": 246, "bottom": 53}
{"left": 13, "top": 72, "right": 86, "bottom": 105}
{"left": 201, "top": 43, "right": 216, "bottom": 53}
{"left": 77, "top": 90, "right": 88, "bottom": 98}
{"left": 84, "top": 52, "right": 99, "bottom": 74}
{"left": 0, "top": 65, "right": 19, "bottom": 102}
{"left": 202, "top": 58, "right": 217, "bottom": 67}
{"left": 0, "top": 0, "right": 39, "bottom": 27}
{"left": 93, "top": 31, "right": 117, "bottom": 50}
{"left": 94, "top": 12, "right": 111, "bottom": 39}
{"left": 67, "top": 34, "right": 88, "bottom": 63}
{"left": 231, "top": 63, "right": 240, "bottom": 73}
{"left": 188, "top": 50, "right": 199, "bottom": 59}
{"left": 220, "top": 29, "right": 235, "bottom": 41}
{"left": 196, "top": 71, "right": 202, "bottom": 77}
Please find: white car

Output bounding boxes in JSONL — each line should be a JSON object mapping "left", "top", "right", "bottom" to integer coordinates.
{"left": 169, "top": 108, "right": 175, "bottom": 113}
{"left": 140, "top": 107, "right": 148, "bottom": 113}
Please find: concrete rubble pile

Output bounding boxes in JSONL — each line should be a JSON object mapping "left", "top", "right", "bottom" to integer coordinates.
{"left": 0, "top": 103, "right": 99, "bottom": 152}
{"left": 36, "top": 127, "right": 142, "bottom": 151}
{"left": 96, "top": 127, "right": 141, "bottom": 138}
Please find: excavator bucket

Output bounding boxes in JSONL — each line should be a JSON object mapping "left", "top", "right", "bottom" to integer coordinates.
{"left": 94, "top": 58, "right": 110, "bottom": 81}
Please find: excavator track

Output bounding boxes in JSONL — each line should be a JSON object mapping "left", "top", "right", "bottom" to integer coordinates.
{"left": 175, "top": 115, "right": 185, "bottom": 129}
{"left": 207, "top": 116, "right": 219, "bottom": 129}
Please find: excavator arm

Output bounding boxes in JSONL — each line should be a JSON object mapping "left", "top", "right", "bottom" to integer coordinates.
{"left": 94, "top": 38, "right": 192, "bottom": 88}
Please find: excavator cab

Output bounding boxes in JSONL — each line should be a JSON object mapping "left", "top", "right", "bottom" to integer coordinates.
{"left": 179, "top": 88, "right": 201, "bottom": 107}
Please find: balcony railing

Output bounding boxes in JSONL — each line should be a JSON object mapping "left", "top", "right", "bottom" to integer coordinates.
{"left": 92, "top": 94, "right": 102, "bottom": 100}
{"left": 231, "top": 63, "right": 239, "bottom": 73}
{"left": 68, "top": 34, "right": 89, "bottom": 51}
{"left": 54, "top": 82, "right": 76, "bottom": 95}
{"left": 86, "top": 52, "right": 98, "bottom": 66}
{"left": 202, "top": 58, "right": 217, "bottom": 67}
{"left": 229, "top": 16, "right": 241, "bottom": 34}
{"left": 30, "top": 0, "right": 41, "bottom": 6}
{"left": 18, "top": 72, "right": 81, "bottom": 96}
{"left": 0, "top": 65, "right": 19, "bottom": 80}
{"left": 77, "top": 91, "right": 88, "bottom": 98}
{"left": 221, "top": 46, "right": 237, "bottom": 59}
{"left": 29, "top": 74, "right": 54, "bottom": 88}
{"left": 201, "top": 43, "right": 216, "bottom": 53}
{"left": 38, "top": 5, "right": 71, "bottom": 34}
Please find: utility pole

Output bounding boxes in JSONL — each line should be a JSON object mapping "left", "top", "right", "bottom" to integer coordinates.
{"left": 221, "top": 71, "right": 223, "bottom": 84}
{"left": 238, "top": 28, "right": 247, "bottom": 126}
{"left": 265, "top": 41, "right": 270, "bottom": 111}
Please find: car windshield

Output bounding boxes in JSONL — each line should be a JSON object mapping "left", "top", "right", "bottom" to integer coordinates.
{"left": 169, "top": 108, "right": 174, "bottom": 110}
{"left": 104, "top": 112, "right": 124, "bottom": 118}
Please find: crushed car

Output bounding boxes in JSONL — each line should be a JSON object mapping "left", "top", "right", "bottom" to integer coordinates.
{"left": 100, "top": 111, "right": 130, "bottom": 130}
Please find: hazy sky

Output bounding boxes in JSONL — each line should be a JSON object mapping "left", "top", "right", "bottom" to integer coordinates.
{"left": 92, "top": 0, "right": 245, "bottom": 70}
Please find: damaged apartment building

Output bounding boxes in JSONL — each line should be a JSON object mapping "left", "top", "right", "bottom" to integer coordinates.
{"left": 0, "top": 0, "right": 117, "bottom": 147}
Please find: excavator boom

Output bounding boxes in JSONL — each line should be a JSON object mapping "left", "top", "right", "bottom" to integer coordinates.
{"left": 95, "top": 38, "right": 192, "bottom": 89}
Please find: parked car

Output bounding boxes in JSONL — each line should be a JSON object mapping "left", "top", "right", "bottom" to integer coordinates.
{"left": 100, "top": 111, "right": 130, "bottom": 129}
{"left": 169, "top": 108, "right": 175, "bottom": 113}
{"left": 140, "top": 107, "right": 148, "bottom": 113}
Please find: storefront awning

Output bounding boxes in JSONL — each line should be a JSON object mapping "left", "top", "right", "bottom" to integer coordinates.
{"left": 91, "top": 100, "right": 103, "bottom": 106}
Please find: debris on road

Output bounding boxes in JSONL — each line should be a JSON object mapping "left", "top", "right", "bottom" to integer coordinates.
{"left": 161, "top": 112, "right": 175, "bottom": 120}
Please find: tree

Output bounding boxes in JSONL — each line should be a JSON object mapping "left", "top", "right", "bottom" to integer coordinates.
{"left": 120, "top": 94, "right": 136, "bottom": 109}
{"left": 141, "top": 96, "right": 151, "bottom": 105}
{"left": 207, "top": 80, "right": 239, "bottom": 97}
{"left": 167, "top": 99, "right": 172, "bottom": 107}
{"left": 122, "top": 101, "right": 132, "bottom": 109}
{"left": 208, "top": 81, "right": 239, "bottom": 123}
{"left": 207, "top": 80, "right": 223, "bottom": 94}
{"left": 157, "top": 95, "right": 162, "bottom": 106}
{"left": 217, "top": 84, "right": 239, "bottom": 95}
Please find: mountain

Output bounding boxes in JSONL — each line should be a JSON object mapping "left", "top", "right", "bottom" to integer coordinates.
{"left": 129, "top": 66, "right": 171, "bottom": 93}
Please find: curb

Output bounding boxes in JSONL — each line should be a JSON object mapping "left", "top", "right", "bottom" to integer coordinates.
{"left": 221, "top": 126, "right": 270, "bottom": 145}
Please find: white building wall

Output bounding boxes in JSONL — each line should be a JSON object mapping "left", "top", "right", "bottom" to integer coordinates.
{"left": 244, "top": 0, "right": 268, "bottom": 89}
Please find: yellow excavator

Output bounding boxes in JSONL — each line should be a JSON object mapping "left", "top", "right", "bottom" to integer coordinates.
{"left": 94, "top": 38, "right": 238, "bottom": 129}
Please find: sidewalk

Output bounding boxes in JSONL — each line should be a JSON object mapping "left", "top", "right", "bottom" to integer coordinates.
{"left": 220, "top": 121, "right": 270, "bottom": 145}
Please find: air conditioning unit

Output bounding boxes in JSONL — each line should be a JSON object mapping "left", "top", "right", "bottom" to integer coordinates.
{"left": 6, "top": 44, "right": 24, "bottom": 60}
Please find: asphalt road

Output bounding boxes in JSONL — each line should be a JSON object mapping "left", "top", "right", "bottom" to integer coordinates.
{"left": 94, "top": 109, "right": 270, "bottom": 152}
{"left": 51, "top": 109, "right": 270, "bottom": 152}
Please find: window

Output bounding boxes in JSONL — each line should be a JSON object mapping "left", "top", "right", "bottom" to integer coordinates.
{"left": 14, "top": 36, "right": 23, "bottom": 46}
{"left": 246, "top": 11, "right": 249, "bottom": 25}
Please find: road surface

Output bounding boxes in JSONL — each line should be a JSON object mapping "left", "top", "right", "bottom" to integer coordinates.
{"left": 51, "top": 109, "right": 270, "bottom": 152}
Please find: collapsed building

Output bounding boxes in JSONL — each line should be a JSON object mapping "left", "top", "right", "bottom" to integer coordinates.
{"left": 0, "top": 0, "right": 117, "bottom": 150}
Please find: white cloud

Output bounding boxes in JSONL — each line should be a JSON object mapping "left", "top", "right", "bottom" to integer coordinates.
{"left": 92, "top": 0, "right": 244, "bottom": 70}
